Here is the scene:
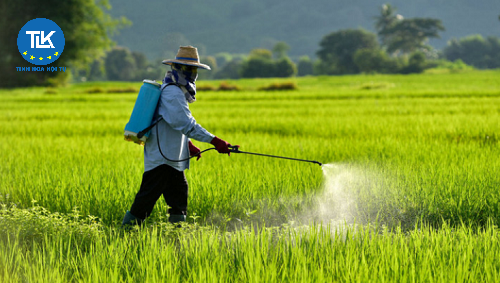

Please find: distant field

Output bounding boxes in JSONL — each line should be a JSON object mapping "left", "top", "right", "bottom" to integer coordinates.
{"left": 1, "top": 70, "right": 500, "bottom": 282}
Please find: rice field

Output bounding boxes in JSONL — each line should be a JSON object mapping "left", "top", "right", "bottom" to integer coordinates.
{"left": 1, "top": 70, "right": 500, "bottom": 282}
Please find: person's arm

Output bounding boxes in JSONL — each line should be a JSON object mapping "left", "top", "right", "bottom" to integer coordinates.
{"left": 160, "top": 86, "right": 232, "bottom": 154}
{"left": 159, "top": 86, "right": 214, "bottom": 143}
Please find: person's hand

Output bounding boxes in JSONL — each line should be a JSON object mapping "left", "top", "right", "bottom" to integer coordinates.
{"left": 210, "top": 136, "right": 231, "bottom": 155}
{"left": 188, "top": 141, "right": 202, "bottom": 161}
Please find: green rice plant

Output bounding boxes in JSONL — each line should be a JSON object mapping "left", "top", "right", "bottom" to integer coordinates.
{"left": 1, "top": 71, "right": 500, "bottom": 227}
{"left": 0, "top": 216, "right": 499, "bottom": 282}
{"left": 1, "top": 70, "right": 500, "bottom": 281}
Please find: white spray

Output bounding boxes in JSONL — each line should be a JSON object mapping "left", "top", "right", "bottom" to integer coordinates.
{"left": 315, "top": 163, "right": 357, "bottom": 225}
{"left": 294, "top": 162, "right": 380, "bottom": 228}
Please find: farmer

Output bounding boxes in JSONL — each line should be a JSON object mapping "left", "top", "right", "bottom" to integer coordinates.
{"left": 122, "top": 46, "right": 233, "bottom": 226}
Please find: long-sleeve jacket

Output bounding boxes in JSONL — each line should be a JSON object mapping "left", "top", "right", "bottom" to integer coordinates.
{"left": 144, "top": 84, "right": 214, "bottom": 172}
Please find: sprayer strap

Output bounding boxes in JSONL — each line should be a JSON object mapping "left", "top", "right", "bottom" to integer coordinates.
{"left": 161, "top": 82, "right": 177, "bottom": 91}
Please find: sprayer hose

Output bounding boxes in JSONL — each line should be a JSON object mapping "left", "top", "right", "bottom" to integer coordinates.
{"left": 155, "top": 122, "right": 216, "bottom": 162}
{"left": 155, "top": 122, "right": 321, "bottom": 165}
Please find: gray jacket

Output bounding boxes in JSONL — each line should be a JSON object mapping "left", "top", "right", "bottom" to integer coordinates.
{"left": 144, "top": 84, "right": 214, "bottom": 172}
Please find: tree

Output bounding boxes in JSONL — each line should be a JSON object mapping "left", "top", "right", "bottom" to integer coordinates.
{"left": 297, "top": 56, "right": 314, "bottom": 76}
{"left": 214, "top": 53, "right": 233, "bottom": 68}
{"left": 443, "top": 35, "right": 500, "bottom": 69}
{"left": 385, "top": 18, "right": 444, "bottom": 54}
{"left": 239, "top": 48, "right": 297, "bottom": 78}
{"left": 75, "top": 58, "right": 106, "bottom": 82}
{"left": 0, "top": 0, "right": 128, "bottom": 87}
{"left": 131, "top": 54, "right": 165, "bottom": 82}
{"left": 88, "top": 60, "right": 106, "bottom": 81}
{"left": 375, "top": 4, "right": 444, "bottom": 55}
{"left": 239, "top": 57, "right": 276, "bottom": 78}
{"left": 104, "top": 47, "right": 137, "bottom": 81}
{"left": 400, "top": 51, "right": 427, "bottom": 74}
{"left": 132, "top": 51, "right": 148, "bottom": 71}
{"left": 353, "top": 48, "right": 401, "bottom": 74}
{"left": 248, "top": 49, "right": 273, "bottom": 60}
{"left": 273, "top": 57, "right": 297, "bottom": 77}
{"left": 316, "top": 29, "right": 379, "bottom": 74}
{"left": 272, "top": 42, "right": 290, "bottom": 59}
{"left": 240, "top": 49, "right": 274, "bottom": 78}
{"left": 214, "top": 59, "right": 242, "bottom": 80}
{"left": 374, "top": 4, "right": 399, "bottom": 47}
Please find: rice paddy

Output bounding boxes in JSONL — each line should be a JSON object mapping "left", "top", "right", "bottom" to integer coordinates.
{"left": 1, "top": 70, "right": 499, "bottom": 282}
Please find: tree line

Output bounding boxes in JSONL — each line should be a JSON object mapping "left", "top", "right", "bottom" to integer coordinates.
{"left": 1, "top": 2, "right": 499, "bottom": 87}
{"left": 72, "top": 4, "right": 500, "bottom": 83}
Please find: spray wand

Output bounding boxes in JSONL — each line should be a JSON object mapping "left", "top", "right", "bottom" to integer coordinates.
{"left": 151, "top": 117, "right": 322, "bottom": 165}
{"left": 228, "top": 146, "right": 322, "bottom": 166}
{"left": 159, "top": 145, "right": 322, "bottom": 166}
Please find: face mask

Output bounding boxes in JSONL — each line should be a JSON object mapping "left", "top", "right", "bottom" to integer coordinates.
{"left": 163, "top": 64, "right": 198, "bottom": 103}
{"left": 173, "top": 64, "right": 198, "bottom": 83}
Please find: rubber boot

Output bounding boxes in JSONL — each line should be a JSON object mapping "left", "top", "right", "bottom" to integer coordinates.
{"left": 168, "top": 214, "right": 186, "bottom": 225}
{"left": 121, "top": 210, "right": 143, "bottom": 228}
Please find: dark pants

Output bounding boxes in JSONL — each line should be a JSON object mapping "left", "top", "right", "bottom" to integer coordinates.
{"left": 129, "top": 164, "right": 188, "bottom": 220}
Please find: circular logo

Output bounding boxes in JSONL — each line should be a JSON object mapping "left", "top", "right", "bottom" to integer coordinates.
{"left": 17, "top": 18, "right": 65, "bottom": 66}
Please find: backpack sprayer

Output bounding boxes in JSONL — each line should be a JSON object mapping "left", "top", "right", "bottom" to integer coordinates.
{"left": 124, "top": 80, "right": 163, "bottom": 145}
{"left": 124, "top": 79, "right": 176, "bottom": 144}
{"left": 124, "top": 80, "right": 322, "bottom": 166}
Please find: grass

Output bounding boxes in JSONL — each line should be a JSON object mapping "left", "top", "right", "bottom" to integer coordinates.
{"left": 1, "top": 70, "right": 500, "bottom": 281}
{"left": 1, "top": 206, "right": 499, "bottom": 282}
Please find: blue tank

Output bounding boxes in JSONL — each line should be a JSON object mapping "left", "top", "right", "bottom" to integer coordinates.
{"left": 124, "top": 80, "right": 162, "bottom": 145}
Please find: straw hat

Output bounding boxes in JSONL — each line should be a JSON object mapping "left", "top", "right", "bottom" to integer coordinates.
{"left": 162, "top": 46, "right": 211, "bottom": 70}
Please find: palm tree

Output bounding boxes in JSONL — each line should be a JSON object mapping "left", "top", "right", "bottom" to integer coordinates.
{"left": 374, "top": 4, "right": 399, "bottom": 45}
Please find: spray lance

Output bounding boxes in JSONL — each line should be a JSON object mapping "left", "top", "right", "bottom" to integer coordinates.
{"left": 156, "top": 141, "right": 323, "bottom": 166}
{"left": 137, "top": 116, "right": 322, "bottom": 166}
{"left": 227, "top": 146, "right": 322, "bottom": 166}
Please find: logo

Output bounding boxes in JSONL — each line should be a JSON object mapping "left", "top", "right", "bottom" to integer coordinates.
{"left": 17, "top": 18, "right": 65, "bottom": 66}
